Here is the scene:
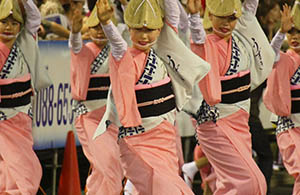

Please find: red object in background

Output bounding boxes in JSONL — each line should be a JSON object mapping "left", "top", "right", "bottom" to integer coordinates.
{"left": 201, "top": 0, "right": 206, "bottom": 10}
{"left": 58, "top": 131, "right": 81, "bottom": 195}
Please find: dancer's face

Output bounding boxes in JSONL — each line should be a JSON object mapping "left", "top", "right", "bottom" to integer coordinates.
{"left": 287, "top": 28, "right": 300, "bottom": 53}
{"left": 129, "top": 27, "right": 161, "bottom": 53}
{"left": 209, "top": 13, "right": 237, "bottom": 41}
{"left": 0, "top": 15, "right": 21, "bottom": 44}
{"left": 88, "top": 24, "right": 108, "bottom": 47}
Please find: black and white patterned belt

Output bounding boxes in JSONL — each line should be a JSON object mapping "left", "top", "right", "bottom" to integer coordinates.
{"left": 195, "top": 100, "right": 219, "bottom": 125}
{"left": 276, "top": 116, "right": 295, "bottom": 135}
{"left": 118, "top": 125, "right": 146, "bottom": 139}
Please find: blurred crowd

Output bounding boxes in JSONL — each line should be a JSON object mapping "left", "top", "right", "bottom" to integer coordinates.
{"left": 34, "top": 0, "right": 295, "bottom": 42}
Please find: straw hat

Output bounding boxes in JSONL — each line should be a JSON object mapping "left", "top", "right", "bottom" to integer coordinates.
{"left": 203, "top": 8, "right": 212, "bottom": 29}
{"left": 85, "top": 0, "right": 117, "bottom": 28}
{"left": 292, "top": 0, "right": 300, "bottom": 30}
{"left": 206, "top": 0, "right": 242, "bottom": 18}
{"left": 85, "top": 3, "right": 99, "bottom": 27}
{"left": 124, "top": 0, "right": 164, "bottom": 29}
{"left": 0, "top": 0, "right": 23, "bottom": 24}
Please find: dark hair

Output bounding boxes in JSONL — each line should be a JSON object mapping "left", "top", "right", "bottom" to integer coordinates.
{"left": 256, "top": 0, "right": 280, "bottom": 19}
{"left": 62, "top": 3, "right": 71, "bottom": 13}
{"left": 87, "top": 0, "right": 98, "bottom": 11}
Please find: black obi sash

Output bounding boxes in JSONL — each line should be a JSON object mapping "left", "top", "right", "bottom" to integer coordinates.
{"left": 86, "top": 76, "right": 110, "bottom": 101}
{"left": 291, "top": 88, "right": 300, "bottom": 114}
{"left": 0, "top": 79, "right": 32, "bottom": 108}
{"left": 135, "top": 79, "right": 176, "bottom": 118}
{"left": 221, "top": 72, "right": 251, "bottom": 104}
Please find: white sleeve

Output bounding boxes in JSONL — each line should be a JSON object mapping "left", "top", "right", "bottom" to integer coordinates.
{"left": 189, "top": 13, "right": 206, "bottom": 44}
{"left": 242, "top": 0, "right": 259, "bottom": 15}
{"left": 121, "top": 4, "right": 127, "bottom": 11}
{"left": 102, "top": 21, "right": 128, "bottom": 61}
{"left": 23, "top": 0, "right": 41, "bottom": 35}
{"left": 68, "top": 32, "right": 83, "bottom": 54}
{"left": 271, "top": 31, "right": 286, "bottom": 62}
{"left": 164, "top": 0, "right": 180, "bottom": 29}
{"left": 178, "top": 1, "right": 189, "bottom": 33}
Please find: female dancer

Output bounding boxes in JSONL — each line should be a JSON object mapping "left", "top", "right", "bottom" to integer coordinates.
{"left": 264, "top": 2, "right": 300, "bottom": 194}
{"left": 0, "top": 0, "right": 51, "bottom": 194}
{"left": 94, "top": 0, "right": 210, "bottom": 194}
{"left": 187, "top": 0, "right": 275, "bottom": 194}
{"left": 70, "top": 2, "right": 123, "bottom": 194}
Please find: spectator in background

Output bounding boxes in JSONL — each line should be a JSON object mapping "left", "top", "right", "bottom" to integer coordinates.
{"left": 40, "top": 0, "right": 64, "bottom": 16}
{"left": 39, "top": 0, "right": 87, "bottom": 40}
{"left": 281, "top": 0, "right": 295, "bottom": 6}
{"left": 39, "top": 0, "right": 70, "bottom": 39}
{"left": 257, "top": 0, "right": 281, "bottom": 41}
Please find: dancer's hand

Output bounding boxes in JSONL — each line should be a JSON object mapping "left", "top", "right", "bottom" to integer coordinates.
{"left": 187, "top": 0, "right": 201, "bottom": 14}
{"left": 280, "top": 4, "right": 293, "bottom": 34}
{"left": 97, "top": 0, "right": 114, "bottom": 25}
{"left": 71, "top": 2, "right": 83, "bottom": 33}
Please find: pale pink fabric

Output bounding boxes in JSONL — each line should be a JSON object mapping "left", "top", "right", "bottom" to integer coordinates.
{"left": 91, "top": 124, "right": 123, "bottom": 195}
{"left": 263, "top": 50, "right": 300, "bottom": 116}
{"left": 70, "top": 42, "right": 101, "bottom": 100}
{"left": 108, "top": 22, "right": 178, "bottom": 128}
{"left": 109, "top": 48, "right": 146, "bottom": 127}
{"left": 75, "top": 107, "right": 123, "bottom": 195}
{"left": 291, "top": 84, "right": 300, "bottom": 90}
{"left": 220, "top": 70, "right": 250, "bottom": 80}
{"left": 135, "top": 77, "right": 171, "bottom": 90}
{"left": 0, "top": 41, "right": 11, "bottom": 72}
{"left": 277, "top": 127, "right": 300, "bottom": 195}
{"left": 89, "top": 73, "right": 109, "bottom": 78}
{"left": 263, "top": 49, "right": 300, "bottom": 195}
{"left": 0, "top": 112, "right": 42, "bottom": 195}
{"left": 119, "top": 120, "right": 194, "bottom": 195}
{"left": 191, "top": 34, "right": 232, "bottom": 106}
{"left": 196, "top": 110, "right": 267, "bottom": 195}
{"left": 191, "top": 33, "right": 266, "bottom": 194}
{"left": 0, "top": 73, "right": 30, "bottom": 85}
{"left": 193, "top": 145, "right": 217, "bottom": 193}
{"left": 71, "top": 43, "right": 123, "bottom": 194}
{"left": 174, "top": 122, "right": 184, "bottom": 175}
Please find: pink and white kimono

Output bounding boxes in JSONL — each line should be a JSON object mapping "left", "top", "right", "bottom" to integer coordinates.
{"left": 0, "top": 0, "right": 51, "bottom": 194}
{"left": 69, "top": 34, "right": 123, "bottom": 194}
{"left": 264, "top": 31, "right": 300, "bottom": 195}
{"left": 189, "top": 0, "right": 275, "bottom": 194}
{"left": 93, "top": 1, "right": 210, "bottom": 194}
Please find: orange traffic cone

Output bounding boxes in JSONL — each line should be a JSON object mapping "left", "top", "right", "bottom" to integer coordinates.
{"left": 58, "top": 131, "right": 82, "bottom": 195}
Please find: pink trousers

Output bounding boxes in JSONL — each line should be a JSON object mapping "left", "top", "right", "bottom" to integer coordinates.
{"left": 194, "top": 145, "right": 217, "bottom": 193}
{"left": 174, "top": 123, "right": 184, "bottom": 175}
{"left": 0, "top": 112, "right": 42, "bottom": 195}
{"left": 75, "top": 106, "right": 123, "bottom": 195}
{"left": 277, "top": 127, "right": 300, "bottom": 195}
{"left": 119, "top": 120, "right": 194, "bottom": 195}
{"left": 196, "top": 109, "right": 267, "bottom": 195}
